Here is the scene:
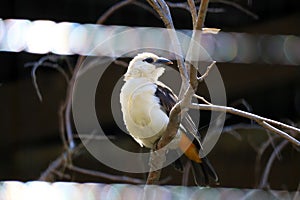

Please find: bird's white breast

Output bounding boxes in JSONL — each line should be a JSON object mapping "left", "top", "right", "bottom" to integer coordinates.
{"left": 120, "top": 78, "right": 169, "bottom": 148}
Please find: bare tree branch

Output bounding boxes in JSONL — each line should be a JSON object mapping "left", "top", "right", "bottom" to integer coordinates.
{"left": 39, "top": 137, "right": 148, "bottom": 184}
{"left": 187, "top": 0, "right": 197, "bottom": 26}
{"left": 197, "top": 60, "right": 216, "bottom": 82}
{"left": 184, "top": 0, "right": 212, "bottom": 105}
{"left": 39, "top": 152, "right": 68, "bottom": 181}
{"left": 189, "top": 103, "right": 300, "bottom": 146}
{"left": 195, "top": 0, "right": 209, "bottom": 30}
{"left": 58, "top": 103, "right": 70, "bottom": 151}
{"left": 145, "top": 100, "right": 183, "bottom": 184}
{"left": 193, "top": 94, "right": 212, "bottom": 105}
{"left": 258, "top": 121, "right": 299, "bottom": 147}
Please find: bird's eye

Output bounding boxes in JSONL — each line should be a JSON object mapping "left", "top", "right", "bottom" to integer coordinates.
{"left": 143, "top": 57, "right": 154, "bottom": 63}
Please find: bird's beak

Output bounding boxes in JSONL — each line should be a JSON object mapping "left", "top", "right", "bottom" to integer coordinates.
{"left": 154, "top": 57, "right": 173, "bottom": 65}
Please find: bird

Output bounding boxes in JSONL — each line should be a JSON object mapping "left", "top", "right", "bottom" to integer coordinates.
{"left": 120, "top": 52, "right": 218, "bottom": 185}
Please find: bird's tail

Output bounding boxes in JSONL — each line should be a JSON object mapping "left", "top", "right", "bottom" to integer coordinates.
{"left": 179, "top": 132, "right": 218, "bottom": 185}
{"left": 191, "top": 156, "right": 219, "bottom": 186}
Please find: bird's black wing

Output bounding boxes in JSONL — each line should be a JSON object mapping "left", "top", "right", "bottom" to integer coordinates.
{"left": 155, "top": 83, "right": 177, "bottom": 116}
{"left": 154, "top": 82, "right": 218, "bottom": 185}
{"left": 155, "top": 83, "right": 202, "bottom": 145}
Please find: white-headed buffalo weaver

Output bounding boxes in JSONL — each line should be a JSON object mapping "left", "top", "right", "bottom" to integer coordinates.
{"left": 120, "top": 52, "right": 218, "bottom": 185}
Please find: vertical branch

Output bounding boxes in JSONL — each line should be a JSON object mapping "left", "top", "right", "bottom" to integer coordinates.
{"left": 145, "top": 0, "right": 188, "bottom": 185}
{"left": 62, "top": 56, "right": 87, "bottom": 152}
{"left": 187, "top": 0, "right": 197, "bottom": 27}
{"left": 146, "top": 150, "right": 165, "bottom": 184}
{"left": 195, "top": 0, "right": 209, "bottom": 30}
{"left": 145, "top": 0, "right": 211, "bottom": 185}
{"left": 145, "top": 0, "right": 191, "bottom": 184}
{"left": 189, "top": 0, "right": 210, "bottom": 90}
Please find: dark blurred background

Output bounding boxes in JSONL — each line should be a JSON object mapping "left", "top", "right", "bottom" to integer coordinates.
{"left": 0, "top": 0, "right": 299, "bottom": 190}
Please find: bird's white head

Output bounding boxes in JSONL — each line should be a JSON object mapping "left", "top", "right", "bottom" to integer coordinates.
{"left": 124, "top": 52, "right": 173, "bottom": 81}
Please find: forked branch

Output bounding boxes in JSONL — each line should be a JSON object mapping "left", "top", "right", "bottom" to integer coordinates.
{"left": 189, "top": 103, "right": 300, "bottom": 146}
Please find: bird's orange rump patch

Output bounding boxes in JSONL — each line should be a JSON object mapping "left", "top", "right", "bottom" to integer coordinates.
{"left": 179, "top": 133, "right": 202, "bottom": 163}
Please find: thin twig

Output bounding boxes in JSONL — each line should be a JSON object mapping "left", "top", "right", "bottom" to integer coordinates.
{"left": 58, "top": 103, "right": 69, "bottom": 150}
{"left": 65, "top": 97, "right": 75, "bottom": 150}
{"left": 52, "top": 169, "right": 71, "bottom": 179}
{"left": 193, "top": 94, "right": 212, "bottom": 105}
{"left": 63, "top": 56, "right": 74, "bottom": 75}
{"left": 258, "top": 121, "right": 299, "bottom": 146}
{"left": 39, "top": 152, "right": 68, "bottom": 181}
{"left": 197, "top": 60, "right": 216, "bottom": 82}
{"left": 40, "top": 139, "right": 147, "bottom": 184}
